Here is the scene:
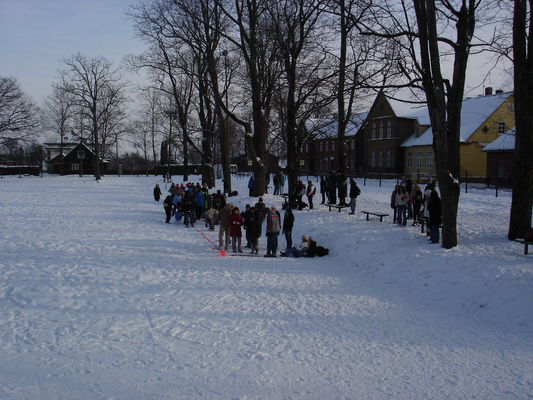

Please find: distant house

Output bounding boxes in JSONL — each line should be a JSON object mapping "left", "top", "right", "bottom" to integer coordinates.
{"left": 350, "top": 93, "right": 422, "bottom": 178}
{"left": 401, "top": 91, "right": 515, "bottom": 180}
{"left": 482, "top": 128, "right": 515, "bottom": 186}
{"left": 48, "top": 143, "right": 97, "bottom": 175}
{"left": 231, "top": 151, "right": 280, "bottom": 173}
{"left": 300, "top": 112, "right": 367, "bottom": 176}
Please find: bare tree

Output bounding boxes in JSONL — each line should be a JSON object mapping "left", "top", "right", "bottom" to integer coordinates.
{"left": 129, "top": 0, "right": 218, "bottom": 188}
{"left": 43, "top": 85, "right": 76, "bottom": 174}
{"left": 59, "top": 53, "right": 126, "bottom": 180}
{"left": 268, "top": 0, "right": 336, "bottom": 202}
{"left": 0, "top": 76, "right": 40, "bottom": 147}
{"left": 216, "top": 0, "right": 284, "bottom": 196}
{"left": 508, "top": 0, "right": 533, "bottom": 239}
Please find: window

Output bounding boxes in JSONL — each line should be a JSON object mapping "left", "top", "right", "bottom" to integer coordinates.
{"left": 407, "top": 152, "right": 413, "bottom": 168}
{"left": 417, "top": 152, "right": 423, "bottom": 168}
{"left": 427, "top": 151, "right": 433, "bottom": 168}
{"left": 508, "top": 102, "right": 515, "bottom": 113}
{"left": 386, "top": 150, "right": 392, "bottom": 168}
{"left": 371, "top": 151, "right": 376, "bottom": 167}
{"left": 387, "top": 120, "right": 392, "bottom": 139}
{"left": 71, "top": 163, "right": 80, "bottom": 171}
{"left": 497, "top": 121, "right": 506, "bottom": 134}
{"left": 331, "top": 141, "right": 335, "bottom": 152}
{"left": 378, "top": 151, "right": 383, "bottom": 168}
{"left": 371, "top": 123, "right": 376, "bottom": 139}
{"left": 379, "top": 121, "right": 384, "bottom": 138}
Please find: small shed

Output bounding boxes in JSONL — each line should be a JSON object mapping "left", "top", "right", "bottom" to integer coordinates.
{"left": 482, "top": 128, "right": 515, "bottom": 186}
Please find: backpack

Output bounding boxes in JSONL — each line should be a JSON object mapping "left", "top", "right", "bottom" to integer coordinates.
{"left": 315, "top": 246, "right": 329, "bottom": 257}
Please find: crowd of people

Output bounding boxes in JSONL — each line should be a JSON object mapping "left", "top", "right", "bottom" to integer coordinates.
{"left": 390, "top": 177, "right": 442, "bottom": 243}
{"left": 154, "top": 173, "right": 442, "bottom": 258}
{"left": 155, "top": 181, "right": 328, "bottom": 258}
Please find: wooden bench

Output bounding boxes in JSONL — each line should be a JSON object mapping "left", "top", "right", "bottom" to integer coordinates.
{"left": 513, "top": 238, "right": 533, "bottom": 255}
{"left": 361, "top": 210, "right": 389, "bottom": 222}
{"left": 327, "top": 204, "right": 348, "bottom": 213}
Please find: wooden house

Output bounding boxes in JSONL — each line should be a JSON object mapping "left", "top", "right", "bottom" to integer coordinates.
{"left": 48, "top": 143, "right": 97, "bottom": 175}
{"left": 401, "top": 91, "right": 515, "bottom": 180}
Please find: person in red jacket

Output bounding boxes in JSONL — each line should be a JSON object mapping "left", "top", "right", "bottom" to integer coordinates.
{"left": 229, "top": 207, "right": 244, "bottom": 253}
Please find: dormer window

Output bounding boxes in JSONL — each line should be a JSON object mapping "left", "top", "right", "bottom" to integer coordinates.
{"left": 497, "top": 121, "right": 506, "bottom": 134}
{"left": 371, "top": 123, "right": 376, "bottom": 139}
{"left": 414, "top": 125, "right": 420, "bottom": 137}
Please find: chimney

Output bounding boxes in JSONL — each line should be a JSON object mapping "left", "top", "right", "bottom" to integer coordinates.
{"left": 485, "top": 87, "right": 493, "bottom": 96}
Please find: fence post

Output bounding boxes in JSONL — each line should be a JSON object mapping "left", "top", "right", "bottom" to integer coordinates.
{"left": 465, "top": 170, "right": 468, "bottom": 194}
{"left": 364, "top": 176, "right": 366, "bottom": 186}
{"left": 379, "top": 174, "right": 382, "bottom": 187}
{"left": 495, "top": 183, "right": 499, "bottom": 198}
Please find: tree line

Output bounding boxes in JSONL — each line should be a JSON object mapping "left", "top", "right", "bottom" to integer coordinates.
{"left": 0, "top": 0, "right": 530, "bottom": 247}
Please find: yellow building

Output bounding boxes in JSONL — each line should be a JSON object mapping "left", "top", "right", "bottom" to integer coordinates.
{"left": 400, "top": 91, "right": 515, "bottom": 180}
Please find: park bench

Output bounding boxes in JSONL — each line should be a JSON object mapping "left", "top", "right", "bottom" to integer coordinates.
{"left": 513, "top": 238, "right": 532, "bottom": 255}
{"left": 361, "top": 210, "right": 389, "bottom": 222}
{"left": 327, "top": 204, "right": 348, "bottom": 213}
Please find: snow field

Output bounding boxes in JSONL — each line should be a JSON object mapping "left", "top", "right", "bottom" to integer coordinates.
{"left": 0, "top": 175, "right": 531, "bottom": 399}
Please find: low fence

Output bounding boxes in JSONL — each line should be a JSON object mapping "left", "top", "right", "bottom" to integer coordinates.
{"left": 0, "top": 165, "right": 40, "bottom": 176}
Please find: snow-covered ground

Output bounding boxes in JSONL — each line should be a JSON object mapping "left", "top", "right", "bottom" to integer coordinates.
{"left": 0, "top": 174, "right": 531, "bottom": 400}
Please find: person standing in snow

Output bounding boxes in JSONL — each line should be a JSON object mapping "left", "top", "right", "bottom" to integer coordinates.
{"left": 320, "top": 176, "right": 327, "bottom": 204}
{"left": 391, "top": 185, "right": 399, "bottom": 223}
{"left": 265, "top": 206, "right": 281, "bottom": 257}
{"left": 411, "top": 183, "right": 423, "bottom": 223}
{"left": 153, "top": 184, "right": 162, "bottom": 201}
{"left": 348, "top": 179, "right": 361, "bottom": 215}
{"left": 395, "top": 185, "right": 409, "bottom": 226}
{"left": 182, "top": 188, "right": 196, "bottom": 228}
{"left": 246, "top": 207, "right": 261, "bottom": 254}
{"left": 428, "top": 190, "right": 442, "bottom": 243}
{"left": 248, "top": 174, "right": 255, "bottom": 197}
{"left": 163, "top": 195, "right": 173, "bottom": 223}
{"left": 337, "top": 172, "right": 348, "bottom": 206}
{"left": 229, "top": 207, "right": 244, "bottom": 253}
{"left": 306, "top": 180, "right": 316, "bottom": 210}
{"left": 219, "top": 203, "right": 234, "bottom": 250}
{"left": 282, "top": 207, "right": 294, "bottom": 251}
{"left": 195, "top": 188, "right": 205, "bottom": 221}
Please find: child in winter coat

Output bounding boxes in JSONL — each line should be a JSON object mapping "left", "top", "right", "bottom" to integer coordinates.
{"left": 229, "top": 207, "right": 244, "bottom": 253}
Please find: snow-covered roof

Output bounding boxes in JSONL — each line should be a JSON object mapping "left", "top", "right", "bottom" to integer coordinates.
{"left": 482, "top": 128, "right": 515, "bottom": 152}
{"left": 305, "top": 112, "right": 368, "bottom": 139}
{"left": 400, "top": 92, "right": 513, "bottom": 147}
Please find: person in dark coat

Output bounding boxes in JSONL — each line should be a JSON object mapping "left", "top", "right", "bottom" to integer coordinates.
{"left": 327, "top": 172, "right": 337, "bottom": 204}
{"left": 153, "top": 184, "right": 162, "bottom": 201}
{"left": 337, "top": 172, "right": 348, "bottom": 206}
{"left": 349, "top": 179, "right": 361, "bottom": 215}
{"left": 320, "top": 176, "right": 327, "bottom": 204}
{"left": 427, "top": 190, "right": 442, "bottom": 243}
{"left": 246, "top": 207, "right": 262, "bottom": 254}
{"left": 182, "top": 189, "right": 196, "bottom": 228}
{"left": 163, "top": 195, "right": 173, "bottom": 223}
{"left": 282, "top": 207, "right": 295, "bottom": 251}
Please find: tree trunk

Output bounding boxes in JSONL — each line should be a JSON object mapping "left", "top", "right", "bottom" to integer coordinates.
{"left": 508, "top": 0, "right": 533, "bottom": 239}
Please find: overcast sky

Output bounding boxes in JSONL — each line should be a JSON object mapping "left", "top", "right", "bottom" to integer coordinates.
{"left": 0, "top": 0, "right": 145, "bottom": 104}
{"left": 0, "top": 0, "right": 513, "bottom": 109}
